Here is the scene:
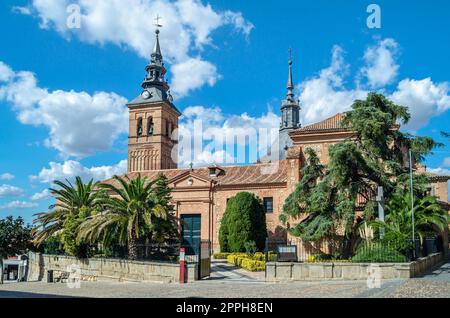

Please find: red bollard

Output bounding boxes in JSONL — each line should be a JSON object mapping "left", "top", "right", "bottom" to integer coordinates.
{"left": 179, "top": 247, "right": 185, "bottom": 284}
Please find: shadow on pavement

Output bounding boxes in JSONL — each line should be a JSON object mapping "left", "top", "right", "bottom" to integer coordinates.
{"left": 0, "top": 290, "right": 78, "bottom": 298}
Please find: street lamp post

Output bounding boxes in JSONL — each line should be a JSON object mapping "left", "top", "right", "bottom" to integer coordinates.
{"left": 409, "top": 149, "right": 415, "bottom": 258}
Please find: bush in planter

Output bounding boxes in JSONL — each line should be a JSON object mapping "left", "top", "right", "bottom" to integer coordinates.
{"left": 352, "top": 242, "right": 407, "bottom": 263}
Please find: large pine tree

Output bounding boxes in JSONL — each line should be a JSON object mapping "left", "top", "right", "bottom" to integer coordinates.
{"left": 280, "top": 93, "right": 441, "bottom": 257}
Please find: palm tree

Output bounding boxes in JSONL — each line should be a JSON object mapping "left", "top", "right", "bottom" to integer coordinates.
{"left": 77, "top": 174, "right": 173, "bottom": 260}
{"left": 371, "top": 192, "right": 449, "bottom": 249}
{"left": 33, "top": 177, "right": 103, "bottom": 250}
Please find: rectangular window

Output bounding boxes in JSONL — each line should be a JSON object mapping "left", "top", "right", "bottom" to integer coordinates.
{"left": 263, "top": 197, "right": 273, "bottom": 213}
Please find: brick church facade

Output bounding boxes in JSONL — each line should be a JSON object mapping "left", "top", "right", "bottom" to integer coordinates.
{"left": 104, "top": 28, "right": 450, "bottom": 252}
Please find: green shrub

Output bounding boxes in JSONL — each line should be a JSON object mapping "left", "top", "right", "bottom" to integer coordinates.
{"left": 226, "top": 253, "right": 247, "bottom": 266}
{"left": 218, "top": 210, "right": 229, "bottom": 253}
{"left": 252, "top": 252, "right": 264, "bottom": 261}
{"left": 226, "top": 253, "right": 267, "bottom": 271}
{"left": 219, "top": 192, "right": 267, "bottom": 253}
{"left": 240, "top": 258, "right": 266, "bottom": 271}
{"left": 352, "top": 242, "right": 407, "bottom": 263}
{"left": 213, "top": 252, "right": 231, "bottom": 259}
{"left": 251, "top": 252, "right": 277, "bottom": 261}
{"left": 306, "top": 255, "right": 351, "bottom": 263}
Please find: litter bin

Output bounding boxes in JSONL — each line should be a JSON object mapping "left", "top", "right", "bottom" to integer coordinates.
{"left": 47, "top": 270, "right": 53, "bottom": 283}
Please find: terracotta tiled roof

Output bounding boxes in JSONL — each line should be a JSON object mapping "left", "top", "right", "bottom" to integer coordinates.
{"left": 216, "top": 160, "right": 287, "bottom": 186}
{"left": 102, "top": 160, "right": 288, "bottom": 187}
{"left": 294, "top": 113, "right": 348, "bottom": 134}
{"left": 422, "top": 172, "right": 450, "bottom": 182}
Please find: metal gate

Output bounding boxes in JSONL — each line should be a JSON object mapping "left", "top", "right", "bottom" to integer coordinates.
{"left": 199, "top": 240, "right": 211, "bottom": 279}
{"left": 181, "top": 214, "right": 211, "bottom": 279}
{"left": 183, "top": 240, "right": 211, "bottom": 279}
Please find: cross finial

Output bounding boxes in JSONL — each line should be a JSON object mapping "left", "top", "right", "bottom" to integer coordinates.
{"left": 154, "top": 14, "right": 163, "bottom": 28}
{"left": 288, "top": 48, "right": 293, "bottom": 64}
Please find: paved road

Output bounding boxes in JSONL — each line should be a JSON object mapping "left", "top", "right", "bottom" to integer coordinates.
{"left": 208, "top": 262, "right": 265, "bottom": 283}
{"left": 0, "top": 261, "right": 449, "bottom": 298}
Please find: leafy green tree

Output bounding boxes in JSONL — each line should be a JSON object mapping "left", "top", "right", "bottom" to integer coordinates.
{"left": 149, "top": 174, "right": 179, "bottom": 242}
{"left": 77, "top": 174, "right": 175, "bottom": 260}
{"left": 33, "top": 177, "right": 104, "bottom": 258}
{"left": 0, "top": 216, "right": 32, "bottom": 284}
{"left": 41, "top": 235, "right": 64, "bottom": 255}
{"left": 219, "top": 192, "right": 267, "bottom": 253}
{"left": 218, "top": 210, "right": 230, "bottom": 252}
{"left": 280, "top": 93, "right": 441, "bottom": 257}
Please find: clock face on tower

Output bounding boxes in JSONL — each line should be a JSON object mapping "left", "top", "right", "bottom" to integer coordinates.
{"left": 141, "top": 90, "right": 151, "bottom": 99}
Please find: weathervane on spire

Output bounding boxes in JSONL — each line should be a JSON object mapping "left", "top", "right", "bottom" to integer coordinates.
{"left": 154, "top": 14, "right": 163, "bottom": 29}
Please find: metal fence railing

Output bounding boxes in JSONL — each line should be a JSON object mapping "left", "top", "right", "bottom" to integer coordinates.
{"left": 136, "top": 242, "right": 181, "bottom": 262}
{"left": 264, "top": 236, "right": 443, "bottom": 263}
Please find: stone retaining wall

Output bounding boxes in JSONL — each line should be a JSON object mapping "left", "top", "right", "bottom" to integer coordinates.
{"left": 27, "top": 252, "right": 197, "bottom": 283}
{"left": 266, "top": 253, "right": 443, "bottom": 282}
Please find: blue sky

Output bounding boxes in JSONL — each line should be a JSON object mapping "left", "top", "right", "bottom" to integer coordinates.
{"left": 1, "top": 0, "right": 450, "bottom": 224}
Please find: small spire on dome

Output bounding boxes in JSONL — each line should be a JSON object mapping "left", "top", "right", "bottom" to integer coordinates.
{"left": 152, "top": 15, "right": 163, "bottom": 57}
{"left": 286, "top": 48, "right": 295, "bottom": 100}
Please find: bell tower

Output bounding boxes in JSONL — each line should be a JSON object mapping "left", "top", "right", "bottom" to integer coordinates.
{"left": 127, "top": 24, "right": 180, "bottom": 172}
{"left": 279, "top": 50, "right": 301, "bottom": 159}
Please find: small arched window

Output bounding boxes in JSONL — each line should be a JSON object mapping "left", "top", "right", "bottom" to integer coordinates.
{"left": 137, "top": 117, "right": 143, "bottom": 136}
{"left": 147, "top": 117, "right": 154, "bottom": 136}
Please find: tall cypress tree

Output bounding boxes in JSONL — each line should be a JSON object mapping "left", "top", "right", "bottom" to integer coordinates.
{"left": 219, "top": 192, "right": 267, "bottom": 253}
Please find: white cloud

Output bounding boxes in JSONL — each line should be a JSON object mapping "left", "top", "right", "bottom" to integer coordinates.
{"left": 0, "top": 185, "right": 25, "bottom": 198}
{"left": 0, "top": 201, "right": 38, "bottom": 210}
{"left": 0, "top": 173, "right": 15, "bottom": 180}
{"left": 30, "top": 189, "right": 51, "bottom": 201}
{"left": 19, "top": 0, "right": 253, "bottom": 97}
{"left": 360, "top": 38, "right": 399, "bottom": 88}
{"left": 0, "top": 62, "right": 15, "bottom": 82}
{"left": 12, "top": 5, "right": 33, "bottom": 15}
{"left": 427, "top": 167, "right": 450, "bottom": 175}
{"left": 0, "top": 61, "right": 128, "bottom": 158}
{"left": 297, "top": 40, "right": 450, "bottom": 131}
{"left": 31, "top": 159, "right": 128, "bottom": 184}
{"left": 222, "top": 11, "right": 254, "bottom": 37}
{"left": 444, "top": 157, "right": 450, "bottom": 167}
{"left": 390, "top": 78, "right": 450, "bottom": 131}
{"left": 298, "top": 46, "right": 368, "bottom": 125}
{"left": 171, "top": 58, "right": 220, "bottom": 98}
{"left": 178, "top": 106, "right": 280, "bottom": 166}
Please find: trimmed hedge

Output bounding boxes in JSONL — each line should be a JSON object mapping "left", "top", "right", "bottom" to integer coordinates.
{"left": 306, "top": 255, "right": 352, "bottom": 263}
{"left": 213, "top": 252, "right": 231, "bottom": 259}
{"left": 226, "top": 252, "right": 277, "bottom": 271}
{"left": 240, "top": 258, "right": 266, "bottom": 271}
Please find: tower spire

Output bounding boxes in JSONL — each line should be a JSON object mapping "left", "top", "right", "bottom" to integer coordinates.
{"left": 153, "top": 29, "right": 162, "bottom": 57}
{"left": 286, "top": 48, "right": 294, "bottom": 102}
{"left": 152, "top": 15, "right": 163, "bottom": 58}
{"left": 140, "top": 15, "right": 173, "bottom": 103}
{"left": 278, "top": 48, "right": 301, "bottom": 159}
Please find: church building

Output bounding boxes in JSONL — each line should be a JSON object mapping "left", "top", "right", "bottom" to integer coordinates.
{"left": 103, "top": 28, "right": 450, "bottom": 253}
